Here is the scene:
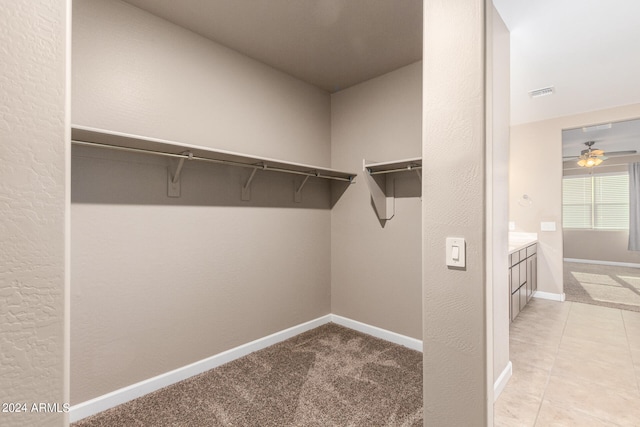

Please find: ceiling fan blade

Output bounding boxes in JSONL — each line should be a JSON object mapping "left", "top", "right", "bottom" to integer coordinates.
{"left": 606, "top": 150, "right": 637, "bottom": 156}
{"left": 565, "top": 150, "right": 637, "bottom": 162}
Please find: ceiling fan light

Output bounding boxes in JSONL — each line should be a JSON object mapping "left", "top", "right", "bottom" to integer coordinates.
{"left": 577, "top": 155, "right": 603, "bottom": 168}
{"left": 576, "top": 141, "right": 608, "bottom": 168}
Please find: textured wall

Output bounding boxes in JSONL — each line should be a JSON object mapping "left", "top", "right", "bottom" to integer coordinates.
{"left": 71, "top": 0, "right": 332, "bottom": 404}
{"left": 422, "top": 0, "right": 489, "bottom": 424}
{"left": 330, "top": 62, "right": 422, "bottom": 339}
{"left": 510, "top": 103, "right": 640, "bottom": 296}
{"left": 0, "top": 1, "right": 68, "bottom": 426}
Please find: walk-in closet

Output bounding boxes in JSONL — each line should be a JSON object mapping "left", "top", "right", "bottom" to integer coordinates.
{"left": 70, "top": 0, "right": 424, "bottom": 421}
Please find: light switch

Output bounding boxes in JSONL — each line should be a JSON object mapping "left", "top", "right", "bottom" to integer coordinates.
{"left": 446, "top": 237, "right": 466, "bottom": 268}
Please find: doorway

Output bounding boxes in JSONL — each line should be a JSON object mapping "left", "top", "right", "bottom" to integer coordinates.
{"left": 561, "top": 118, "right": 640, "bottom": 312}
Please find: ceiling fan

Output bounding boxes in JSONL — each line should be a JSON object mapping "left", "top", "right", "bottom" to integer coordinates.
{"left": 563, "top": 141, "right": 637, "bottom": 168}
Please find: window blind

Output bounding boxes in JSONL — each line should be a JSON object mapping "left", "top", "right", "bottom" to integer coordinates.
{"left": 563, "top": 176, "right": 592, "bottom": 229}
{"left": 562, "top": 173, "right": 629, "bottom": 229}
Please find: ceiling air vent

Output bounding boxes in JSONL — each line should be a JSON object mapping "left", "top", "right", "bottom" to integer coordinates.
{"left": 528, "top": 86, "right": 555, "bottom": 98}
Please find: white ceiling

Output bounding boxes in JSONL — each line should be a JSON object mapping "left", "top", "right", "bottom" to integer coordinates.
{"left": 120, "top": 0, "right": 422, "bottom": 93}
{"left": 493, "top": 0, "right": 640, "bottom": 126}
{"left": 120, "top": 0, "right": 640, "bottom": 129}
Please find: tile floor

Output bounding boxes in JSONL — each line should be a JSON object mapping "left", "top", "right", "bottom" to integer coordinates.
{"left": 494, "top": 298, "right": 640, "bottom": 426}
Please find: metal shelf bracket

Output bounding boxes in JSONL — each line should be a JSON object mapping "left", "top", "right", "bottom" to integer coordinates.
{"left": 241, "top": 164, "right": 264, "bottom": 201}
{"left": 294, "top": 173, "right": 315, "bottom": 203}
{"left": 168, "top": 151, "right": 193, "bottom": 197}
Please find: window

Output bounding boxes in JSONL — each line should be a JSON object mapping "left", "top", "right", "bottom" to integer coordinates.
{"left": 562, "top": 173, "right": 629, "bottom": 230}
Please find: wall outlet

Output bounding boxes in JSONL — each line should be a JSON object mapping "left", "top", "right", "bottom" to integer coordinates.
{"left": 540, "top": 221, "right": 556, "bottom": 231}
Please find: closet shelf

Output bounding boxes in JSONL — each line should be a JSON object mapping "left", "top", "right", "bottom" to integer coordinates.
{"left": 72, "top": 126, "right": 357, "bottom": 200}
{"left": 72, "top": 126, "right": 357, "bottom": 182}
{"left": 363, "top": 157, "right": 422, "bottom": 221}
{"left": 364, "top": 157, "right": 422, "bottom": 175}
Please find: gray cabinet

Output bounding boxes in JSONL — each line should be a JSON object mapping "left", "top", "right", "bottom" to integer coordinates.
{"left": 509, "top": 243, "right": 537, "bottom": 322}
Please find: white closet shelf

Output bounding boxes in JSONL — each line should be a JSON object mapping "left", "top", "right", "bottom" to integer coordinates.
{"left": 72, "top": 126, "right": 357, "bottom": 182}
{"left": 363, "top": 157, "right": 422, "bottom": 221}
{"left": 364, "top": 157, "right": 422, "bottom": 175}
{"left": 72, "top": 126, "right": 357, "bottom": 200}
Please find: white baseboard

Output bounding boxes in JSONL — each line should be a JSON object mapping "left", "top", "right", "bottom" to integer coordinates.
{"left": 330, "top": 315, "right": 423, "bottom": 352}
{"left": 70, "top": 314, "right": 332, "bottom": 422}
{"left": 533, "top": 291, "right": 566, "bottom": 302}
{"left": 493, "top": 361, "right": 512, "bottom": 402}
{"left": 564, "top": 258, "right": 640, "bottom": 269}
{"left": 72, "top": 314, "right": 505, "bottom": 423}
{"left": 70, "top": 314, "right": 422, "bottom": 422}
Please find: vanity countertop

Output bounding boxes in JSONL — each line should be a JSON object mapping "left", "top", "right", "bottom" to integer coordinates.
{"left": 508, "top": 232, "right": 538, "bottom": 254}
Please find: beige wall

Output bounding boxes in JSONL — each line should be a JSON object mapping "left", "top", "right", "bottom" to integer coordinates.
{"left": 489, "top": 4, "right": 511, "bottom": 389}
{"left": 423, "top": 0, "right": 489, "bottom": 424}
{"left": 330, "top": 62, "right": 422, "bottom": 339}
{"left": 71, "top": 0, "right": 332, "bottom": 404}
{"left": 72, "top": 0, "right": 330, "bottom": 166}
{"left": 0, "top": 1, "right": 69, "bottom": 426}
{"left": 564, "top": 230, "right": 640, "bottom": 264}
{"left": 510, "top": 103, "right": 640, "bottom": 296}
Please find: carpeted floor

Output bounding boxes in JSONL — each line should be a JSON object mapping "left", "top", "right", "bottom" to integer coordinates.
{"left": 72, "top": 323, "right": 423, "bottom": 426}
{"left": 564, "top": 261, "right": 640, "bottom": 312}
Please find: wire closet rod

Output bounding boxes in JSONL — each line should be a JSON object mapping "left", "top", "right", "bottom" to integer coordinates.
{"left": 72, "top": 139, "right": 354, "bottom": 182}
{"left": 367, "top": 165, "right": 422, "bottom": 175}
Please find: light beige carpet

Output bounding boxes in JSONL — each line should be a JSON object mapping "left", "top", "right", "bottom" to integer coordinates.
{"left": 564, "top": 261, "right": 640, "bottom": 312}
{"left": 72, "top": 323, "right": 423, "bottom": 426}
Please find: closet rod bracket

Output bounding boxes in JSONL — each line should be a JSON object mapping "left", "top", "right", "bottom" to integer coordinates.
{"left": 168, "top": 151, "right": 193, "bottom": 198}
{"left": 294, "top": 173, "right": 315, "bottom": 203}
{"left": 241, "top": 164, "right": 264, "bottom": 201}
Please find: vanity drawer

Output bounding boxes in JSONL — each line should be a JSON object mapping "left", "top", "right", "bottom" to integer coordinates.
{"left": 511, "top": 265, "right": 520, "bottom": 293}
{"left": 510, "top": 251, "right": 520, "bottom": 266}
{"left": 519, "top": 283, "right": 528, "bottom": 310}
{"left": 511, "top": 288, "right": 520, "bottom": 321}
{"left": 526, "top": 244, "right": 537, "bottom": 257}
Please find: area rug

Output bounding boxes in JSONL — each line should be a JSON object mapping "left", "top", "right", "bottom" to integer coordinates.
{"left": 564, "top": 261, "right": 640, "bottom": 312}
{"left": 72, "top": 323, "right": 423, "bottom": 426}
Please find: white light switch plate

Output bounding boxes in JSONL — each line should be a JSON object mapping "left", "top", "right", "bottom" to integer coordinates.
{"left": 446, "top": 237, "right": 466, "bottom": 268}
